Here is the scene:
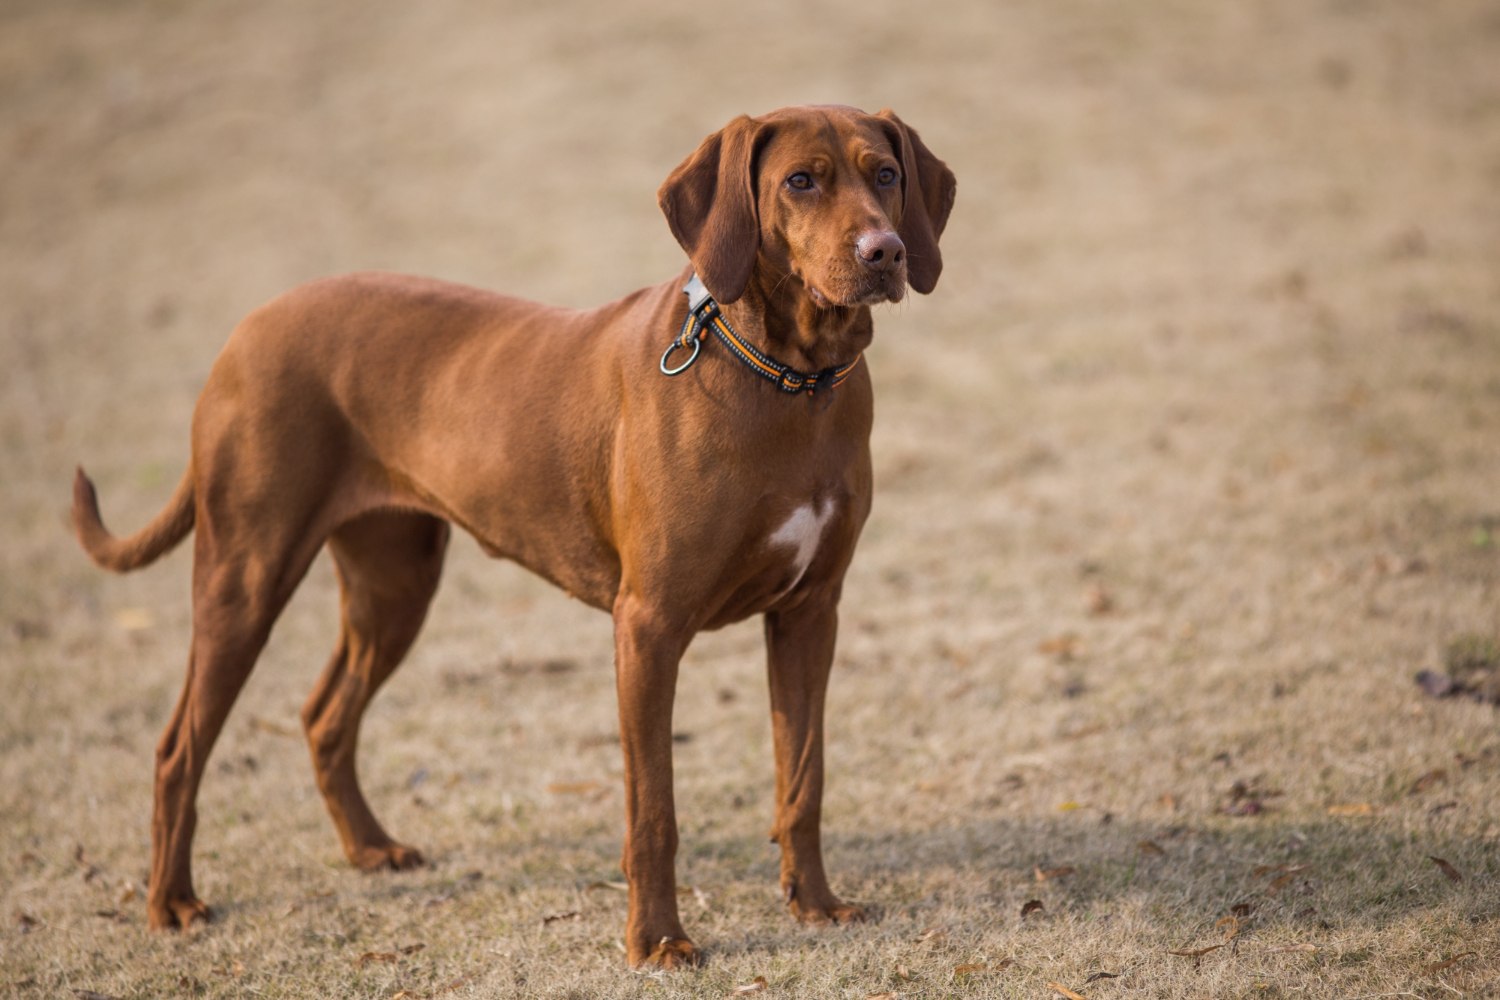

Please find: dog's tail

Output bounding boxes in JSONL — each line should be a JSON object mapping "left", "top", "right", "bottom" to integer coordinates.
{"left": 72, "top": 466, "right": 196, "bottom": 573}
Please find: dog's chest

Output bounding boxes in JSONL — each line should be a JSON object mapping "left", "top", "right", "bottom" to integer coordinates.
{"left": 765, "top": 497, "right": 836, "bottom": 592}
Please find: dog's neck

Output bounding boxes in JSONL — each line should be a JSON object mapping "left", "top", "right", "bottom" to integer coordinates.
{"left": 723, "top": 269, "right": 876, "bottom": 374}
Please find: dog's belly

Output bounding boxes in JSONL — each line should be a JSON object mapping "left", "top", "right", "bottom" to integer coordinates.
{"left": 469, "top": 521, "right": 622, "bottom": 612}
{"left": 256, "top": 275, "right": 628, "bottom": 610}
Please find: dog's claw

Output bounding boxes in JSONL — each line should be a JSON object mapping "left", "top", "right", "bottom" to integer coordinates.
{"left": 148, "top": 895, "right": 213, "bottom": 931}
{"left": 352, "top": 843, "right": 425, "bottom": 872}
{"left": 790, "top": 897, "right": 867, "bottom": 926}
{"left": 634, "top": 936, "right": 702, "bottom": 970}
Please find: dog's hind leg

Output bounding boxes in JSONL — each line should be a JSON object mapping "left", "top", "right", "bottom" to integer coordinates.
{"left": 149, "top": 527, "right": 324, "bottom": 930}
{"left": 301, "top": 511, "right": 450, "bottom": 872}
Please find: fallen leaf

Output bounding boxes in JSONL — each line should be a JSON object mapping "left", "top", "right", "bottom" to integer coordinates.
{"left": 586, "top": 880, "right": 630, "bottom": 892}
{"left": 1059, "top": 721, "right": 1105, "bottom": 740}
{"left": 915, "top": 925, "right": 947, "bottom": 943}
{"left": 992, "top": 958, "right": 1015, "bottom": 970}
{"left": 1415, "top": 669, "right": 1459, "bottom": 698}
{"left": 356, "top": 951, "right": 398, "bottom": 966}
{"left": 499, "top": 656, "right": 579, "bottom": 677}
{"left": 1216, "top": 915, "right": 1241, "bottom": 941}
{"left": 542, "top": 911, "right": 581, "bottom": 925}
{"left": 1230, "top": 902, "right": 1255, "bottom": 917}
{"left": 112, "top": 607, "right": 154, "bottom": 632}
{"left": 1020, "top": 899, "right": 1045, "bottom": 919}
{"left": 730, "top": 975, "right": 768, "bottom": 994}
{"left": 433, "top": 977, "right": 472, "bottom": 995}
{"left": 1409, "top": 769, "right": 1447, "bottom": 795}
{"left": 1326, "top": 803, "right": 1375, "bottom": 817}
{"left": 1227, "top": 778, "right": 1282, "bottom": 806}
{"left": 1083, "top": 582, "right": 1114, "bottom": 615}
{"left": 117, "top": 883, "right": 138, "bottom": 905}
{"left": 1423, "top": 951, "right": 1478, "bottom": 975}
{"left": 249, "top": 715, "right": 299, "bottom": 738}
{"left": 1039, "top": 634, "right": 1082, "bottom": 660}
{"left": 1046, "top": 983, "right": 1087, "bottom": 1000}
{"left": 1137, "top": 840, "right": 1165, "bottom": 856}
{"left": 1157, "top": 792, "right": 1179, "bottom": 811}
{"left": 1265, "top": 873, "right": 1298, "bottom": 895}
{"left": 1266, "top": 943, "right": 1318, "bottom": 954}
{"left": 894, "top": 963, "right": 914, "bottom": 981}
{"left": 1035, "top": 865, "right": 1076, "bottom": 883}
{"left": 953, "top": 963, "right": 986, "bottom": 976}
{"left": 399, "top": 942, "right": 425, "bottom": 955}
{"left": 1083, "top": 971, "right": 1120, "bottom": 984}
{"left": 1168, "top": 944, "right": 1225, "bottom": 958}
{"left": 547, "top": 781, "right": 605, "bottom": 796}
{"left": 1428, "top": 856, "right": 1463, "bottom": 883}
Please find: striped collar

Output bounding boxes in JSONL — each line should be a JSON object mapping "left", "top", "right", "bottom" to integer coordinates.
{"left": 659, "top": 274, "right": 862, "bottom": 395}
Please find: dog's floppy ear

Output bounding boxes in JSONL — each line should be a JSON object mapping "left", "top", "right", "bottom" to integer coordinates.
{"left": 876, "top": 110, "right": 957, "bottom": 295}
{"left": 658, "top": 115, "right": 768, "bottom": 304}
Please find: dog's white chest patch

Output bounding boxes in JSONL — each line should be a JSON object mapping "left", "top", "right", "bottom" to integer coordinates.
{"left": 768, "top": 498, "right": 836, "bottom": 588}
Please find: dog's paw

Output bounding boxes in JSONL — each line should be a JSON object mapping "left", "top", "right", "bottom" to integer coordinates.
{"left": 783, "top": 878, "right": 868, "bottom": 925}
{"left": 352, "top": 842, "right": 425, "bottom": 872}
{"left": 633, "top": 936, "right": 702, "bottom": 970}
{"left": 790, "top": 898, "right": 868, "bottom": 925}
{"left": 148, "top": 895, "right": 213, "bottom": 931}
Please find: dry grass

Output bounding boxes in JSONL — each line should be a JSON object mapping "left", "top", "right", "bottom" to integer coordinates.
{"left": 3, "top": 0, "right": 1499, "bottom": 997}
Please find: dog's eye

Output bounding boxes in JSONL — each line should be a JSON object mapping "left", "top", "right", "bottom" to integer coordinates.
{"left": 786, "top": 172, "right": 814, "bottom": 191}
{"left": 876, "top": 166, "right": 899, "bottom": 187}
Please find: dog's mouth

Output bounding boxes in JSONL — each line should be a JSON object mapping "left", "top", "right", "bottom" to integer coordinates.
{"left": 806, "top": 283, "right": 837, "bottom": 308}
{"left": 805, "top": 274, "right": 906, "bottom": 309}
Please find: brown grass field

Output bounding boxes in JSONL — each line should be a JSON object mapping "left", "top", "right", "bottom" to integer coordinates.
{"left": 3, "top": 1, "right": 1499, "bottom": 996}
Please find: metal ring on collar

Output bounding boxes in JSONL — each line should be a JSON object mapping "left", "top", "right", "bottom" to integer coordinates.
{"left": 660, "top": 335, "right": 701, "bottom": 376}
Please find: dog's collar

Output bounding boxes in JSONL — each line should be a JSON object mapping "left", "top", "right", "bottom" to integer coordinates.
{"left": 659, "top": 274, "right": 862, "bottom": 395}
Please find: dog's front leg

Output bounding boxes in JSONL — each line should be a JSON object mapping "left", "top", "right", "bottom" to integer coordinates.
{"left": 612, "top": 595, "right": 700, "bottom": 969}
{"left": 764, "top": 595, "right": 867, "bottom": 925}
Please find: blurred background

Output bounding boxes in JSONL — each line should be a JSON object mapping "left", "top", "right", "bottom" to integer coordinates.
{"left": 3, "top": 0, "right": 1498, "bottom": 995}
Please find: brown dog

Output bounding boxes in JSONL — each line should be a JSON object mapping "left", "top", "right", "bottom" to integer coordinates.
{"left": 72, "top": 104, "right": 955, "bottom": 968}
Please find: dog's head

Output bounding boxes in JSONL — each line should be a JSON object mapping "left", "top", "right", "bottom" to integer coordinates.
{"left": 659, "top": 105, "right": 956, "bottom": 308}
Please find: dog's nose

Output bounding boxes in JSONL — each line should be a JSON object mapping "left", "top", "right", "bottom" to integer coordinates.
{"left": 855, "top": 230, "right": 905, "bottom": 271}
